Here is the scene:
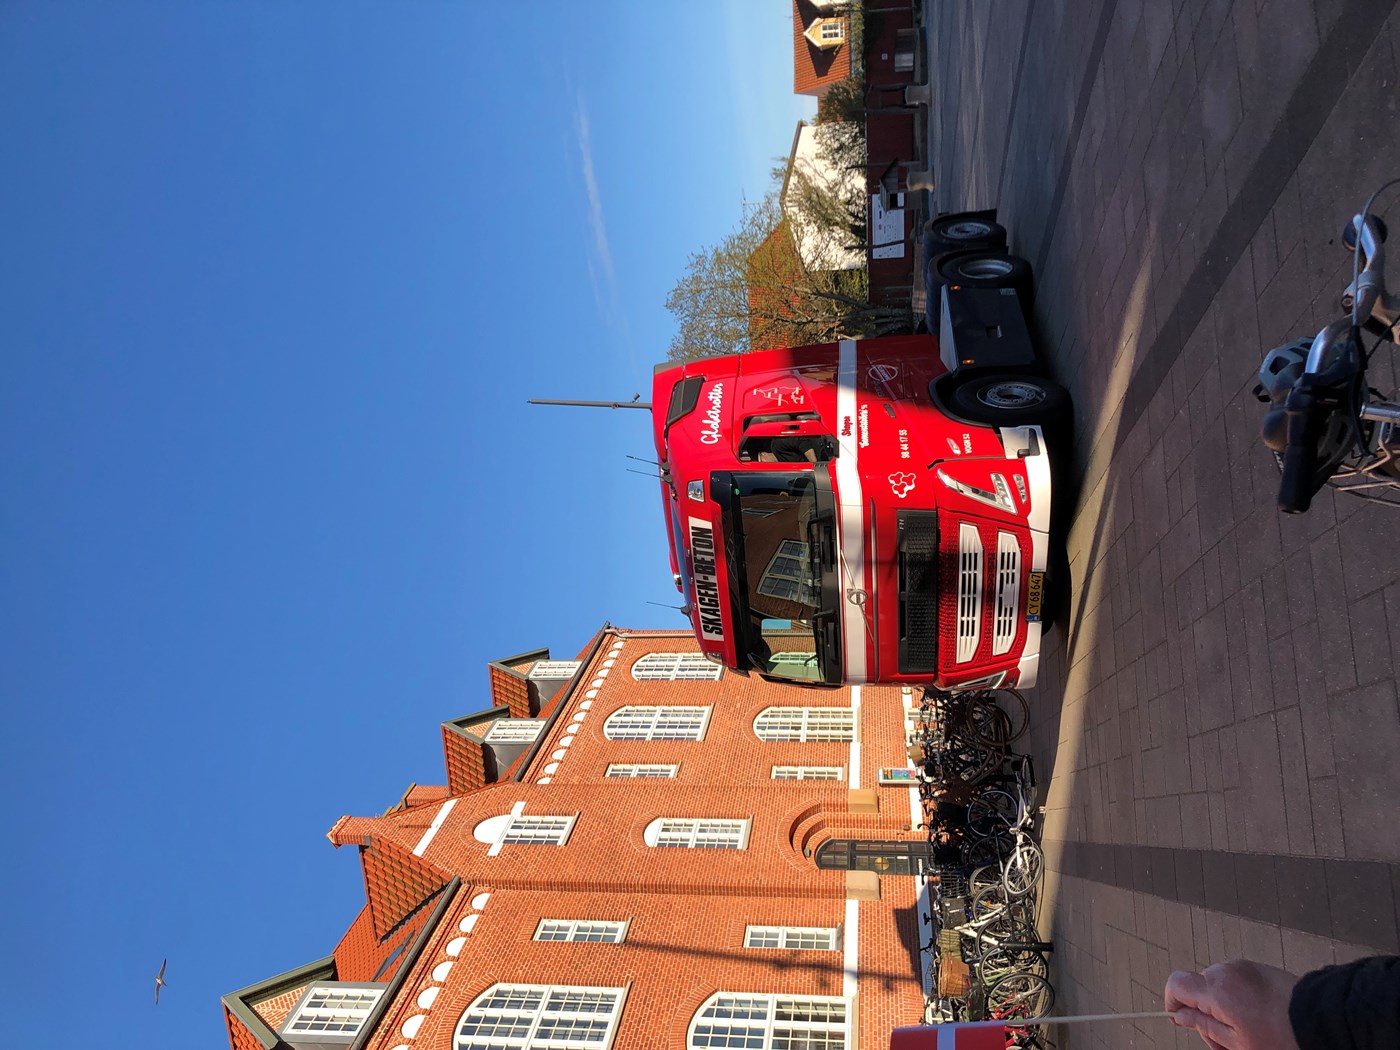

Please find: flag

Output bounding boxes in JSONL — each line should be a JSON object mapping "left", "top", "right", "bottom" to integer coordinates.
{"left": 890, "top": 1022, "right": 1008, "bottom": 1050}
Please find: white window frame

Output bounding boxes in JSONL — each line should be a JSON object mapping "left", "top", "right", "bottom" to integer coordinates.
{"left": 605, "top": 763, "right": 680, "bottom": 778}
{"left": 484, "top": 719, "right": 546, "bottom": 743}
{"left": 604, "top": 705, "right": 712, "bottom": 741}
{"left": 756, "top": 540, "right": 816, "bottom": 604}
{"left": 529, "top": 660, "right": 581, "bottom": 679}
{"left": 744, "top": 925, "right": 841, "bottom": 951}
{"left": 754, "top": 707, "right": 855, "bottom": 742}
{"left": 500, "top": 814, "right": 577, "bottom": 846}
{"left": 282, "top": 984, "right": 385, "bottom": 1038}
{"left": 644, "top": 817, "right": 751, "bottom": 850}
{"left": 820, "top": 18, "right": 845, "bottom": 41}
{"left": 534, "top": 918, "right": 630, "bottom": 943}
{"left": 481, "top": 812, "right": 579, "bottom": 855}
{"left": 631, "top": 652, "right": 723, "bottom": 680}
{"left": 455, "top": 984, "right": 627, "bottom": 1049}
{"left": 688, "top": 993, "right": 849, "bottom": 1049}
{"left": 771, "top": 765, "right": 844, "bottom": 781}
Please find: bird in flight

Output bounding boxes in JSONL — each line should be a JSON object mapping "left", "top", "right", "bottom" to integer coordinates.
{"left": 154, "top": 959, "right": 168, "bottom": 1004}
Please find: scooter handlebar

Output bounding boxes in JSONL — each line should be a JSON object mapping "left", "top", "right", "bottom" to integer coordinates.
{"left": 1278, "top": 383, "right": 1323, "bottom": 513}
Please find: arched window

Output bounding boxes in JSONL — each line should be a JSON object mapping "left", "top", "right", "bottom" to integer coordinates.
{"left": 456, "top": 984, "right": 626, "bottom": 1049}
{"left": 814, "top": 838, "right": 931, "bottom": 874}
{"left": 643, "top": 817, "right": 750, "bottom": 849}
{"left": 604, "top": 706, "right": 711, "bottom": 741}
{"left": 688, "top": 993, "right": 849, "bottom": 1049}
{"left": 631, "top": 653, "right": 723, "bottom": 680}
{"left": 753, "top": 707, "right": 855, "bottom": 742}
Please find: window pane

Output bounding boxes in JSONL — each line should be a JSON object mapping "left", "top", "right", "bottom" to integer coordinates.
{"left": 457, "top": 985, "right": 623, "bottom": 1049}
{"left": 605, "top": 707, "right": 709, "bottom": 740}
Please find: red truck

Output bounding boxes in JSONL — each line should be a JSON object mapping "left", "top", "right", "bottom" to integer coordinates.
{"left": 651, "top": 212, "right": 1065, "bottom": 690}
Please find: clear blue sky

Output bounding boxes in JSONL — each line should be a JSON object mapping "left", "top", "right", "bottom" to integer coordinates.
{"left": 0, "top": 4, "right": 813, "bottom": 1047}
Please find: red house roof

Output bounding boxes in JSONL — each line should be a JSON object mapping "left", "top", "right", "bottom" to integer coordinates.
{"left": 793, "top": 0, "right": 851, "bottom": 96}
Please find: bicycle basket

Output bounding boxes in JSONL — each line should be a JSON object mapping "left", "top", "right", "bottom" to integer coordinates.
{"left": 937, "top": 955, "right": 971, "bottom": 999}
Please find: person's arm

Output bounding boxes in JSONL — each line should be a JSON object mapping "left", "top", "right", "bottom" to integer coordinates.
{"left": 1164, "top": 961, "right": 1301, "bottom": 1050}
{"left": 1289, "top": 956, "right": 1400, "bottom": 1050}
{"left": 1165, "top": 956, "right": 1400, "bottom": 1050}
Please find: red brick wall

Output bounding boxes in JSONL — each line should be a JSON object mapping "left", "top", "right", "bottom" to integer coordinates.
{"left": 866, "top": 111, "right": 918, "bottom": 307}
{"left": 250, "top": 982, "right": 307, "bottom": 1033}
{"left": 863, "top": 7, "right": 916, "bottom": 89}
{"left": 243, "top": 628, "right": 931, "bottom": 1049}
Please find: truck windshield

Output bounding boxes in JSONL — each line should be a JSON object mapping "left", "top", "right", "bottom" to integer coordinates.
{"left": 717, "top": 471, "right": 839, "bottom": 684}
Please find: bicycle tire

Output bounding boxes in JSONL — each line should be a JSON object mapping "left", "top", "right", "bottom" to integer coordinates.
{"left": 1003, "top": 839, "right": 1045, "bottom": 899}
{"left": 967, "top": 787, "right": 1018, "bottom": 837}
{"left": 978, "top": 916, "right": 1042, "bottom": 966}
{"left": 990, "top": 689, "right": 1030, "bottom": 742}
{"left": 963, "top": 833, "right": 1013, "bottom": 869}
{"left": 964, "top": 695, "right": 1014, "bottom": 747}
{"left": 978, "top": 943, "right": 1050, "bottom": 982}
{"left": 946, "top": 741, "right": 1004, "bottom": 785}
{"left": 986, "top": 971, "right": 1055, "bottom": 1020}
{"left": 969, "top": 864, "right": 1002, "bottom": 896}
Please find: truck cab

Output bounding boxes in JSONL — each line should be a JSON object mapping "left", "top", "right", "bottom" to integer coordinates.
{"left": 653, "top": 285, "right": 1061, "bottom": 690}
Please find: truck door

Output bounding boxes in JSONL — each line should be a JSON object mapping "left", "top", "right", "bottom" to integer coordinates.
{"left": 737, "top": 415, "right": 837, "bottom": 464}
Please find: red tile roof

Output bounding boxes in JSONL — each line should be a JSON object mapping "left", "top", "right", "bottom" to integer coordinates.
{"left": 793, "top": 0, "right": 850, "bottom": 96}
{"left": 360, "top": 834, "right": 452, "bottom": 940}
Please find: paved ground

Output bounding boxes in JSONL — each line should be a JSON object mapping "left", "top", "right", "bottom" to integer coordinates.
{"left": 922, "top": 2, "right": 1400, "bottom": 1046}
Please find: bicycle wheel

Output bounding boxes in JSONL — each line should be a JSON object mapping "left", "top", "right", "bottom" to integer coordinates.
{"left": 979, "top": 943, "right": 1049, "bottom": 982}
{"left": 990, "top": 689, "right": 1030, "bottom": 742}
{"left": 964, "top": 695, "right": 1014, "bottom": 748}
{"left": 986, "top": 971, "right": 1055, "bottom": 1020}
{"left": 946, "top": 741, "right": 1003, "bottom": 785}
{"left": 1002, "top": 838, "right": 1045, "bottom": 899}
{"left": 963, "top": 832, "right": 1013, "bottom": 869}
{"left": 969, "top": 863, "right": 1002, "bottom": 896}
{"left": 969, "top": 885, "right": 1006, "bottom": 921}
{"left": 967, "top": 787, "right": 1018, "bottom": 837}
{"left": 978, "top": 916, "right": 1042, "bottom": 972}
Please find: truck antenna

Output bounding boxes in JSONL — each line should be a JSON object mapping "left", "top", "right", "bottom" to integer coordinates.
{"left": 646, "top": 601, "right": 691, "bottom": 616}
{"left": 627, "top": 455, "right": 660, "bottom": 466}
{"left": 528, "top": 397, "right": 651, "bottom": 410}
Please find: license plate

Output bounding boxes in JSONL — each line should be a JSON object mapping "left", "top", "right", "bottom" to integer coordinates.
{"left": 1026, "top": 572, "right": 1044, "bottom": 621}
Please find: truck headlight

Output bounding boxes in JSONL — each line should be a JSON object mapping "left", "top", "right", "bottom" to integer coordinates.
{"left": 937, "top": 469, "right": 1016, "bottom": 512}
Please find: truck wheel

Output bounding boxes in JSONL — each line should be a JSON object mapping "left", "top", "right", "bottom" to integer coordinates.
{"left": 937, "top": 250, "right": 1030, "bottom": 288}
{"left": 950, "top": 374, "right": 1068, "bottom": 426}
{"left": 927, "top": 216, "right": 1007, "bottom": 249}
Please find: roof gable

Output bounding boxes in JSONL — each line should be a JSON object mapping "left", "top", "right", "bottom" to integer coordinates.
{"left": 792, "top": 0, "right": 850, "bottom": 96}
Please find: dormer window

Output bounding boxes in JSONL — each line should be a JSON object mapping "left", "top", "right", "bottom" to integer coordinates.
{"left": 281, "top": 984, "right": 385, "bottom": 1043}
{"left": 484, "top": 719, "right": 546, "bottom": 744}
{"left": 804, "top": 17, "right": 845, "bottom": 49}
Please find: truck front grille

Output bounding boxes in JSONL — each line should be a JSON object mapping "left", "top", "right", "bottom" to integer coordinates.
{"left": 955, "top": 524, "right": 984, "bottom": 663}
{"left": 897, "top": 512, "right": 939, "bottom": 675}
{"left": 991, "top": 532, "right": 1021, "bottom": 656}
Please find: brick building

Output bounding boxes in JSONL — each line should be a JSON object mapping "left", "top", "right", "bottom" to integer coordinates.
{"left": 222, "top": 626, "right": 931, "bottom": 1049}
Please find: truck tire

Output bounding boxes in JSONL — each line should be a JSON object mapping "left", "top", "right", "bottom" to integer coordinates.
{"left": 937, "top": 250, "right": 1030, "bottom": 288}
{"left": 926, "top": 216, "right": 1007, "bottom": 250}
{"left": 949, "top": 373, "right": 1068, "bottom": 426}
{"left": 936, "top": 250, "right": 1033, "bottom": 317}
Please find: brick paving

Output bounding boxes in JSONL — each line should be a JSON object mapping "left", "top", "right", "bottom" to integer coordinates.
{"left": 922, "top": 1, "right": 1400, "bottom": 1046}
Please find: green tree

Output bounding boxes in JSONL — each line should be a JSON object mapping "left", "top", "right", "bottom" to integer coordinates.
{"left": 663, "top": 190, "right": 911, "bottom": 363}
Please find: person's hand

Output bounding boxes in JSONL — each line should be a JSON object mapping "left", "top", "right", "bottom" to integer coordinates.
{"left": 1164, "top": 960, "right": 1301, "bottom": 1050}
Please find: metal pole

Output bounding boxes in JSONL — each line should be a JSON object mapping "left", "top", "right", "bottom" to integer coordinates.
{"left": 527, "top": 399, "right": 652, "bottom": 410}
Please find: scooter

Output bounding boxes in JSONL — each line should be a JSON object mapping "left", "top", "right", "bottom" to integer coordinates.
{"left": 1256, "top": 185, "right": 1400, "bottom": 513}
